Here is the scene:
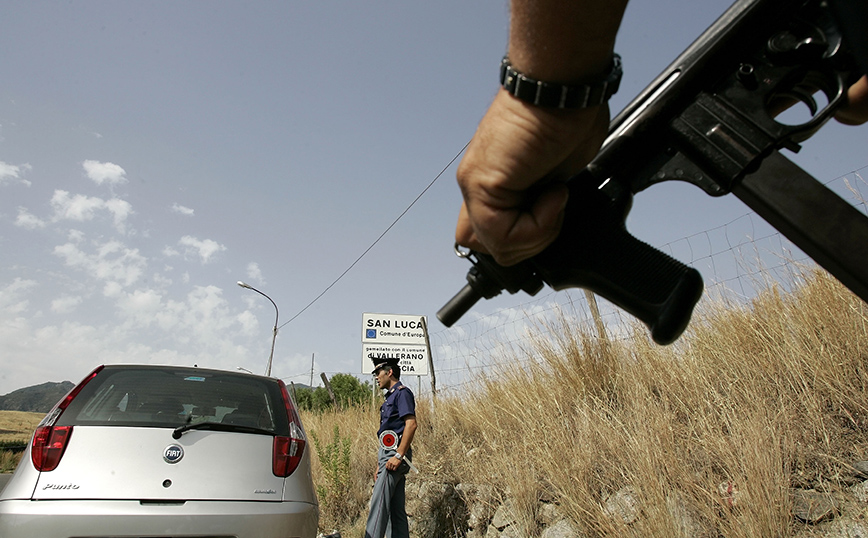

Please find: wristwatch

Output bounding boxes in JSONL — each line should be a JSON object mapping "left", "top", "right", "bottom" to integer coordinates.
{"left": 500, "top": 54, "right": 622, "bottom": 109}
{"left": 394, "top": 453, "right": 403, "bottom": 460}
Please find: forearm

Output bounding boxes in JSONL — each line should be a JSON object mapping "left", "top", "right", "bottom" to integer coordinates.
{"left": 507, "top": 0, "right": 628, "bottom": 81}
{"left": 397, "top": 418, "right": 416, "bottom": 456}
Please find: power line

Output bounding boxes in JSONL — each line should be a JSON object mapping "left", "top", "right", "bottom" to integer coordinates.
{"left": 278, "top": 140, "right": 471, "bottom": 330}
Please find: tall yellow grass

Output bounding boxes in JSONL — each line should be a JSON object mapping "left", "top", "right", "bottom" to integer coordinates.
{"left": 302, "top": 269, "right": 867, "bottom": 537}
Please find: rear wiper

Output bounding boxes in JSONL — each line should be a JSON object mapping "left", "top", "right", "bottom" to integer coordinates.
{"left": 172, "top": 421, "right": 273, "bottom": 439}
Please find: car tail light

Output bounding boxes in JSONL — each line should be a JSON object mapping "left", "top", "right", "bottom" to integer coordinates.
{"left": 273, "top": 380, "right": 307, "bottom": 477}
{"left": 31, "top": 365, "right": 103, "bottom": 472}
{"left": 31, "top": 425, "right": 73, "bottom": 472}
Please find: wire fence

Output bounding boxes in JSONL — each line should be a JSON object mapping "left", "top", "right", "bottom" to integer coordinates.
{"left": 423, "top": 166, "right": 868, "bottom": 397}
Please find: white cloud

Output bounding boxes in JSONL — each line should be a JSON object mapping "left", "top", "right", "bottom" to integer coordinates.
{"left": 178, "top": 236, "right": 226, "bottom": 264}
{"left": 51, "top": 190, "right": 103, "bottom": 221}
{"left": 171, "top": 203, "right": 195, "bottom": 216}
{"left": 246, "top": 262, "right": 263, "bottom": 283}
{"left": 0, "top": 161, "right": 32, "bottom": 186}
{"left": 68, "top": 229, "right": 85, "bottom": 243}
{"left": 117, "top": 288, "right": 163, "bottom": 321}
{"left": 0, "top": 280, "right": 269, "bottom": 395}
{"left": 82, "top": 160, "right": 127, "bottom": 185}
{"left": 0, "top": 278, "right": 38, "bottom": 315}
{"left": 49, "top": 190, "right": 133, "bottom": 233}
{"left": 53, "top": 239, "right": 147, "bottom": 288}
{"left": 15, "top": 207, "right": 46, "bottom": 229}
{"left": 104, "top": 198, "right": 133, "bottom": 232}
{"left": 51, "top": 295, "right": 83, "bottom": 314}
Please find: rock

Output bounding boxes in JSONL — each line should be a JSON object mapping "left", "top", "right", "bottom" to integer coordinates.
{"left": 603, "top": 486, "right": 640, "bottom": 524}
{"left": 851, "top": 481, "right": 868, "bottom": 504}
{"left": 667, "top": 491, "right": 715, "bottom": 538}
{"left": 491, "top": 498, "right": 519, "bottom": 529}
{"left": 852, "top": 462, "right": 868, "bottom": 480}
{"left": 457, "top": 483, "right": 500, "bottom": 531}
{"left": 499, "top": 524, "right": 523, "bottom": 538}
{"left": 404, "top": 480, "right": 467, "bottom": 538}
{"left": 793, "top": 516, "right": 868, "bottom": 538}
{"left": 541, "top": 518, "right": 584, "bottom": 538}
{"left": 537, "top": 502, "right": 563, "bottom": 527}
{"left": 793, "top": 489, "right": 838, "bottom": 524}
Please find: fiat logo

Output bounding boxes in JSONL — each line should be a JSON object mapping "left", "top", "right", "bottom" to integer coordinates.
{"left": 163, "top": 444, "right": 184, "bottom": 464}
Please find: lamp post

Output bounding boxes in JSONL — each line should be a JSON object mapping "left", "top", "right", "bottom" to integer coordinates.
{"left": 237, "top": 281, "right": 279, "bottom": 377}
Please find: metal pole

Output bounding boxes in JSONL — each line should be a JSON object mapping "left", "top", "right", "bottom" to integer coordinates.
{"left": 237, "top": 281, "right": 279, "bottom": 376}
{"left": 421, "top": 316, "right": 436, "bottom": 397}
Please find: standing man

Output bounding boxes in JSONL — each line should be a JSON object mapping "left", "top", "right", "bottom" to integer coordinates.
{"left": 364, "top": 359, "right": 417, "bottom": 538}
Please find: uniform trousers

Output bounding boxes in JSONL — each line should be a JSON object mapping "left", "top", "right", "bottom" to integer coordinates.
{"left": 364, "top": 446, "right": 410, "bottom": 538}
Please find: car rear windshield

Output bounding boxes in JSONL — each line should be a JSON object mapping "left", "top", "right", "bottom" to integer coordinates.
{"left": 55, "top": 366, "right": 290, "bottom": 436}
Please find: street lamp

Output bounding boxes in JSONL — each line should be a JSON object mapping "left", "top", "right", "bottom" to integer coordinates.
{"left": 237, "top": 281, "right": 279, "bottom": 377}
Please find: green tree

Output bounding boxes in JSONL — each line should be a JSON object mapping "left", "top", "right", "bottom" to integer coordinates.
{"left": 293, "top": 374, "right": 372, "bottom": 412}
{"left": 329, "top": 373, "right": 371, "bottom": 409}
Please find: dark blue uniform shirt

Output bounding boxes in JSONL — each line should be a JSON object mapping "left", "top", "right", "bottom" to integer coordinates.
{"left": 378, "top": 381, "right": 415, "bottom": 437}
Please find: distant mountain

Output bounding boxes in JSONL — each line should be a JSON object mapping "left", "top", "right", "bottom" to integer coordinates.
{"left": 0, "top": 381, "right": 74, "bottom": 413}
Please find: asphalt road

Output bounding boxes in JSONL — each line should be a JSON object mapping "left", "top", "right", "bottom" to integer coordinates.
{"left": 0, "top": 473, "right": 12, "bottom": 490}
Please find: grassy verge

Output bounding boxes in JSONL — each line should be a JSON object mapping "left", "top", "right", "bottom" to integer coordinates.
{"left": 304, "top": 269, "right": 867, "bottom": 537}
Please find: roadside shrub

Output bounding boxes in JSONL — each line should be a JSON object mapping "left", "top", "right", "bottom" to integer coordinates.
{"left": 311, "top": 424, "right": 357, "bottom": 530}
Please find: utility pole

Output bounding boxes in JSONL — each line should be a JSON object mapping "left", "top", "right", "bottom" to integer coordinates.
{"left": 309, "top": 353, "right": 315, "bottom": 387}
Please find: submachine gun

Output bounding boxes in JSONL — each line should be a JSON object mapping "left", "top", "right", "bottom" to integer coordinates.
{"left": 438, "top": 0, "right": 868, "bottom": 345}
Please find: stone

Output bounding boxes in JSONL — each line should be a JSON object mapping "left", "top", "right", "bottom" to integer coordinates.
{"left": 491, "top": 499, "right": 519, "bottom": 530}
{"left": 666, "top": 491, "right": 715, "bottom": 538}
{"left": 793, "top": 489, "right": 838, "bottom": 524}
{"left": 541, "top": 518, "right": 584, "bottom": 538}
{"left": 852, "top": 462, "right": 868, "bottom": 480}
{"left": 604, "top": 486, "right": 640, "bottom": 524}
{"left": 850, "top": 481, "right": 868, "bottom": 504}
{"left": 537, "top": 502, "right": 563, "bottom": 527}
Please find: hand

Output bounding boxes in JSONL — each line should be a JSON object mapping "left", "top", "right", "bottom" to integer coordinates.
{"left": 836, "top": 75, "right": 868, "bottom": 126}
{"left": 385, "top": 456, "right": 403, "bottom": 471}
{"left": 455, "top": 89, "right": 611, "bottom": 266}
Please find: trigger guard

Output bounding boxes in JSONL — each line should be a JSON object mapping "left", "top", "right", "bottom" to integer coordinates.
{"left": 779, "top": 87, "right": 819, "bottom": 115}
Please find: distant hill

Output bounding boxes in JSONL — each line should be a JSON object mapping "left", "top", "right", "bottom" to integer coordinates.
{"left": 0, "top": 381, "right": 74, "bottom": 413}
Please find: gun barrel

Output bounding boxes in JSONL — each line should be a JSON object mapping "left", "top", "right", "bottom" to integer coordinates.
{"left": 436, "top": 283, "right": 481, "bottom": 327}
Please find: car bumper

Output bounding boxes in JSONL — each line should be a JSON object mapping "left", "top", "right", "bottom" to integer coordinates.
{"left": 0, "top": 498, "right": 319, "bottom": 538}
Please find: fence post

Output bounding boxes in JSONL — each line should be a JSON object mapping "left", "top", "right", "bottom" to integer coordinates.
{"left": 320, "top": 372, "right": 340, "bottom": 411}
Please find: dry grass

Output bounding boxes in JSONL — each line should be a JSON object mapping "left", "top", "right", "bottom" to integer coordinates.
{"left": 0, "top": 410, "right": 42, "bottom": 472}
{"left": 0, "top": 410, "right": 42, "bottom": 443}
{"left": 306, "top": 270, "right": 868, "bottom": 536}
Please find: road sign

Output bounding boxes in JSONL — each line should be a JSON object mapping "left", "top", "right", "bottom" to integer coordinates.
{"left": 361, "top": 313, "right": 430, "bottom": 376}
{"left": 362, "top": 343, "right": 429, "bottom": 376}
{"left": 362, "top": 313, "right": 427, "bottom": 345}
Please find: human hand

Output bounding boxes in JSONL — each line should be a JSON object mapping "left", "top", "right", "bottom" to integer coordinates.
{"left": 455, "top": 89, "right": 611, "bottom": 266}
{"left": 385, "top": 456, "right": 402, "bottom": 472}
{"left": 836, "top": 75, "right": 868, "bottom": 125}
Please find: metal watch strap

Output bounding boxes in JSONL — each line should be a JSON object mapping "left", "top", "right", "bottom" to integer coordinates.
{"left": 499, "top": 54, "right": 622, "bottom": 109}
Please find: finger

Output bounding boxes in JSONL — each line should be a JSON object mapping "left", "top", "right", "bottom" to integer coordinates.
{"left": 836, "top": 75, "right": 868, "bottom": 125}
{"left": 474, "top": 181, "right": 569, "bottom": 266}
{"left": 455, "top": 202, "right": 485, "bottom": 253}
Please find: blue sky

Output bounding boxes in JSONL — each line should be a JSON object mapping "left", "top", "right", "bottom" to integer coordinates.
{"left": 1, "top": 0, "right": 865, "bottom": 395}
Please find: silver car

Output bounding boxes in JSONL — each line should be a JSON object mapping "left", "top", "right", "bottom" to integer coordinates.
{"left": 0, "top": 364, "right": 319, "bottom": 538}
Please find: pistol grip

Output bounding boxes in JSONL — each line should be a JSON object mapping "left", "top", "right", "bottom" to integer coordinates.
{"left": 534, "top": 177, "right": 703, "bottom": 345}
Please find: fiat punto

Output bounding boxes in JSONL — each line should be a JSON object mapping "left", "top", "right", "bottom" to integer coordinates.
{"left": 0, "top": 364, "right": 318, "bottom": 538}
